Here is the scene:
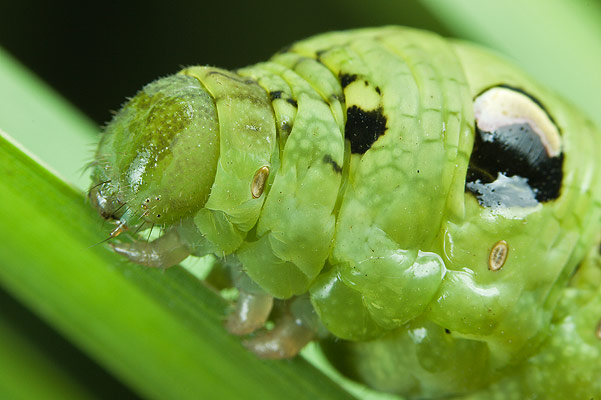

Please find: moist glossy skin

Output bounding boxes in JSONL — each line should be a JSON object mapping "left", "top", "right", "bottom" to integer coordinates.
{"left": 88, "top": 26, "right": 601, "bottom": 399}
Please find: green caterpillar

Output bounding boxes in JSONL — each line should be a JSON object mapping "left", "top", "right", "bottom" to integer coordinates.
{"left": 88, "top": 26, "right": 601, "bottom": 399}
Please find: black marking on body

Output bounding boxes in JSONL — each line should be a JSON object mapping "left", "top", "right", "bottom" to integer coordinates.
{"left": 339, "top": 73, "right": 358, "bottom": 89}
{"left": 466, "top": 123, "right": 563, "bottom": 202}
{"left": 323, "top": 154, "right": 342, "bottom": 173}
{"left": 269, "top": 90, "right": 284, "bottom": 100}
{"left": 375, "top": 86, "right": 381, "bottom": 95}
{"left": 345, "top": 106, "right": 387, "bottom": 154}
{"left": 269, "top": 90, "right": 298, "bottom": 108}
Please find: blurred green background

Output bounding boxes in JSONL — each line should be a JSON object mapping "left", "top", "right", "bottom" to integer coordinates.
{"left": 0, "top": 0, "right": 449, "bottom": 125}
{"left": 0, "top": 1, "right": 600, "bottom": 399}
{"left": 2, "top": 0, "right": 600, "bottom": 127}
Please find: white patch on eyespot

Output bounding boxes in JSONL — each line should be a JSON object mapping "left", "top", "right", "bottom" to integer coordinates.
{"left": 466, "top": 173, "right": 538, "bottom": 209}
{"left": 489, "top": 240, "right": 509, "bottom": 271}
{"left": 474, "top": 87, "right": 561, "bottom": 157}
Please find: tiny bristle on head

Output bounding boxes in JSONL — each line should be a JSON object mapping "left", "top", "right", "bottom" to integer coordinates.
{"left": 89, "top": 179, "right": 111, "bottom": 192}
{"left": 110, "top": 221, "right": 128, "bottom": 238}
{"left": 132, "top": 220, "right": 148, "bottom": 236}
{"left": 146, "top": 224, "right": 156, "bottom": 243}
{"left": 88, "top": 235, "right": 116, "bottom": 248}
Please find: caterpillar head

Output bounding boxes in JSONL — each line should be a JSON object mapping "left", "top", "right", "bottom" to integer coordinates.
{"left": 88, "top": 74, "right": 220, "bottom": 232}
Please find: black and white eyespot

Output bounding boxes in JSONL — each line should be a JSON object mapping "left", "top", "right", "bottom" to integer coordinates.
{"left": 466, "top": 86, "right": 563, "bottom": 209}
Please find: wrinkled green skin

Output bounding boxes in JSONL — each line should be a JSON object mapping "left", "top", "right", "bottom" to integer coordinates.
{"left": 89, "top": 27, "right": 601, "bottom": 399}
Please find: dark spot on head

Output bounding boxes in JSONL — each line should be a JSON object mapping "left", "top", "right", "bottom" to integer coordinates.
{"left": 339, "top": 73, "right": 358, "bottom": 89}
{"left": 286, "top": 98, "right": 298, "bottom": 108}
{"left": 323, "top": 154, "right": 342, "bottom": 173}
{"left": 375, "top": 86, "right": 381, "bottom": 95}
{"left": 345, "top": 106, "right": 387, "bottom": 154}
{"left": 444, "top": 328, "right": 451, "bottom": 334}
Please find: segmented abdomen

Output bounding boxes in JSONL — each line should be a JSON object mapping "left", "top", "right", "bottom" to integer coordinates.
{"left": 231, "top": 27, "right": 473, "bottom": 301}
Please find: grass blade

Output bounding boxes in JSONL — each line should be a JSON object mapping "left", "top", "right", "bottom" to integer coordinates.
{"left": 0, "top": 129, "right": 354, "bottom": 399}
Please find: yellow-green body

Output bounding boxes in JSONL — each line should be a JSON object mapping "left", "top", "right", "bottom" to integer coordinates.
{"left": 89, "top": 27, "right": 601, "bottom": 398}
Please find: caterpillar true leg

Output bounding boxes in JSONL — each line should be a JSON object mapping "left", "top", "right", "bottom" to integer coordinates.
{"left": 225, "top": 290, "right": 274, "bottom": 336}
{"left": 111, "top": 228, "right": 191, "bottom": 268}
{"left": 242, "top": 307, "right": 316, "bottom": 360}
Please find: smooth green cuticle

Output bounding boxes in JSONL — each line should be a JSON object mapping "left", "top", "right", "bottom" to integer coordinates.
{"left": 89, "top": 26, "right": 601, "bottom": 399}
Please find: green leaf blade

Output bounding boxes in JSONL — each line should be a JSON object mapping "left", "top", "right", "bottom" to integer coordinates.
{"left": 0, "top": 130, "right": 354, "bottom": 400}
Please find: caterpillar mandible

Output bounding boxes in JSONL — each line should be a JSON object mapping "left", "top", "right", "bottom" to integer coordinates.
{"left": 88, "top": 26, "right": 601, "bottom": 399}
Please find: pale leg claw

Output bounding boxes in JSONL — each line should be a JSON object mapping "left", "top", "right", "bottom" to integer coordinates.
{"left": 111, "top": 229, "right": 190, "bottom": 268}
